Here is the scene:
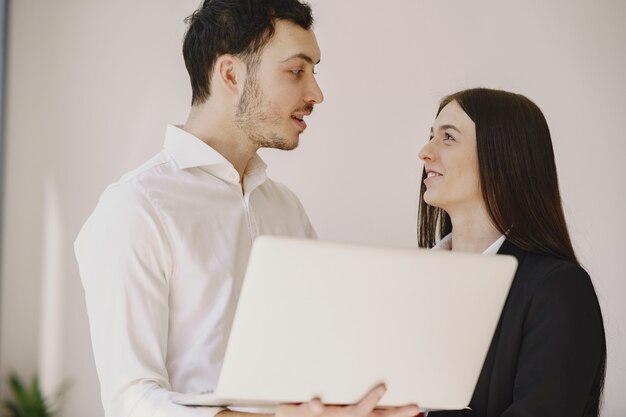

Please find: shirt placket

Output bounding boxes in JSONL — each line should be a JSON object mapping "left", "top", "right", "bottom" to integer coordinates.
{"left": 242, "top": 192, "right": 259, "bottom": 242}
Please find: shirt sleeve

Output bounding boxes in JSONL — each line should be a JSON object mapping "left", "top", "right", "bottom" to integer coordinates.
{"left": 75, "top": 182, "right": 224, "bottom": 417}
{"left": 289, "top": 188, "right": 317, "bottom": 239}
{"left": 269, "top": 179, "right": 317, "bottom": 240}
{"left": 501, "top": 263, "right": 605, "bottom": 417}
{"left": 300, "top": 203, "right": 317, "bottom": 240}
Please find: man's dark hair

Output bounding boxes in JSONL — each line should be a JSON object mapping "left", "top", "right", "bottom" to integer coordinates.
{"left": 183, "top": 0, "right": 313, "bottom": 105}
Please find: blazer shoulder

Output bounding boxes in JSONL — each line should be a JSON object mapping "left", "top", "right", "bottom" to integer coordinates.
{"left": 523, "top": 251, "right": 589, "bottom": 282}
{"left": 499, "top": 240, "right": 595, "bottom": 300}
{"left": 513, "top": 251, "right": 599, "bottom": 313}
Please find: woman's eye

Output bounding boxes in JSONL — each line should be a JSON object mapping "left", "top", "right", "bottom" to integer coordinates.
{"left": 291, "top": 69, "right": 303, "bottom": 76}
{"left": 444, "top": 133, "right": 455, "bottom": 141}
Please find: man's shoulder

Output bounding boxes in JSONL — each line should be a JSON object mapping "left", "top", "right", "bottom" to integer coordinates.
{"left": 117, "top": 150, "right": 175, "bottom": 184}
{"left": 75, "top": 154, "right": 173, "bottom": 258}
{"left": 261, "top": 176, "right": 295, "bottom": 194}
{"left": 99, "top": 150, "right": 182, "bottom": 202}
{"left": 258, "top": 177, "right": 303, "bottom": 206}
{"left": 257, "top": 177, "right": 316, "bottom": 238}
{"left": 87, "top": 151, "right": 176, "bottom": 218}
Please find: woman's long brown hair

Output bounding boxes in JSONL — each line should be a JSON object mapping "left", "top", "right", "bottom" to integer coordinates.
{"left": 418, "top": 88, "right": 577, "bottom": 261}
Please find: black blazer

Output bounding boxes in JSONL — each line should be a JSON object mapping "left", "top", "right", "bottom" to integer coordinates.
{"left": 430, "top": 240, "right": 605, "bottom": 417}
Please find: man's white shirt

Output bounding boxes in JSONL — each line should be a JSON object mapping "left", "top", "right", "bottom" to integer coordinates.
{"left": 75, "top": 125, "right": 316, "bottom": 417}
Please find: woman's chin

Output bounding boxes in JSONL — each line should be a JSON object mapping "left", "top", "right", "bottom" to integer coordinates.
{"left": 423, "top": 193, "right": 444, "bottom": 209}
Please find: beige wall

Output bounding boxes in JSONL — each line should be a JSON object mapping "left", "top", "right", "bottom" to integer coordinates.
{"left": 2, "top": 1, "right": 624, "bottom": 416}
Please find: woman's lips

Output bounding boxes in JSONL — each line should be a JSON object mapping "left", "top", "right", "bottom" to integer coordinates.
{"left": 424, "top": 171, "right": 443, "bottom": 183}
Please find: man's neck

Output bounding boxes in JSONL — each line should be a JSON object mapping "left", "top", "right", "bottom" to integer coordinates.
{"left": 183, "top": 103, "right": 259, "bottom": 180}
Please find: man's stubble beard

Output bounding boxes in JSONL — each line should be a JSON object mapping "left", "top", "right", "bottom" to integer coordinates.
{"left": 234, "top": 71, "right": 298, "bottom": 151}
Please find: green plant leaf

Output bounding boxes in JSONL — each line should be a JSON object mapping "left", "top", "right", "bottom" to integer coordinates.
{"left": 4, "top": 373, "right": 56, "bottom": 417}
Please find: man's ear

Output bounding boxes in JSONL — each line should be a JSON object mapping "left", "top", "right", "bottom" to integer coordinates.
{"left": 212, "top": 54, "right": 245, "bottom": 96}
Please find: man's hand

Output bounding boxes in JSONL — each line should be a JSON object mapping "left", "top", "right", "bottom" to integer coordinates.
{"left": 276, "top": 385, "right": 420, "bottom": 417}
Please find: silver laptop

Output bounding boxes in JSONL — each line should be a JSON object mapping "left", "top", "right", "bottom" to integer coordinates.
{"left": 176, "top": 236, "right": 517, "bottom": 411}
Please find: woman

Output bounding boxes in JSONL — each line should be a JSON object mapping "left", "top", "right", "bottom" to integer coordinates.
{"left": 418, "top": 88, "right": 605, "bottom": 417}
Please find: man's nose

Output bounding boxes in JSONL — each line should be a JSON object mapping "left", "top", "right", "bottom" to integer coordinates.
{"left": 305, "top": 77, "right": 324, "bottom": 104}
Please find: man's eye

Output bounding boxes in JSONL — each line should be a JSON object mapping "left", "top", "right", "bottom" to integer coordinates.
{"left": 444, "top": 133, "right": 455, "bottom": 141}
{"left": 291, "top": 69, "right": 303, "bottom": 76}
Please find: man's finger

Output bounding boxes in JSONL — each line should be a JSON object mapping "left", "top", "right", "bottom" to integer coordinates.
{"left": 353, "top": 384, "right": 387, "bottom": 416}
{"left": 277, "top": 399, "right": 325, "bottom": 417}
{"left": 373, "top": 404, "right": 420, "bottom": 417}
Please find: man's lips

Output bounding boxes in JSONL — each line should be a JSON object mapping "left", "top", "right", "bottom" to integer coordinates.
{"left": 291, "top": 103, "right": 313, "bottom": 132}
{"left": 291, "top": 109, "right": 312, "bottom": 132}
{"left": 291, "top": 115, "right": 307, "bottom": 131}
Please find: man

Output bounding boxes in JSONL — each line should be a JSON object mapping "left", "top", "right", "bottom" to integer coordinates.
{"left": 75, "top": 1, "right": 420, "bottom": 417}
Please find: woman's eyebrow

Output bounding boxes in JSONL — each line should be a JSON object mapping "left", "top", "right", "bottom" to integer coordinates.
{"left": 437, "top": 124, "right": 462, "bottom": 134}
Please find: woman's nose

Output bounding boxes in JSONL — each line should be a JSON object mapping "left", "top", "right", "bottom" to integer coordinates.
{"left": 419, "top": 141, "right": 435, "bottom": 162}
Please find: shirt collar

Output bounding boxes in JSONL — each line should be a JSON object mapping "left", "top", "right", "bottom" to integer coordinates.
{"left": 163, "top": 124, "right": 268, "bottom": 187}
{"left": 164, "top": 124, "right": 229, "bottom": 169}
{"left": 432, "top": 233, "right": 506, "bottom": 255}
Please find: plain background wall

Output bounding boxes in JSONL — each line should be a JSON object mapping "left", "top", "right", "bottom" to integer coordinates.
{"left": 1, "top": 1, "right": 624, "bottom": 416}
